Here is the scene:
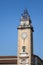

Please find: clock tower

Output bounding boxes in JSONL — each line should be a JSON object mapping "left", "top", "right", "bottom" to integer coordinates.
{"left": 17, "top": 9, "right": 34, "bottom": 65}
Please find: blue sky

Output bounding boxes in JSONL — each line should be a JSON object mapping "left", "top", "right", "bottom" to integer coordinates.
{"left": 0, "top": 0, "right": 43, "bottom": 59}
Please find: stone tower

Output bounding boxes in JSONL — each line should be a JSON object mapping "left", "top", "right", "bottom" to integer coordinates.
{"left": 17, "top": 9, "right": 34, "bottom": 65}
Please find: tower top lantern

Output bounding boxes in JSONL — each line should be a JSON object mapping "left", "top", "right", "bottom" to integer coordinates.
{"left": 20, "top": 9, "right": 30, "bottom": 21}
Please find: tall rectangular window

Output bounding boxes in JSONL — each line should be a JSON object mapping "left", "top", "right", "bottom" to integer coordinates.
{"left": 22, "top": 46, "right": 26, "bottom": 52}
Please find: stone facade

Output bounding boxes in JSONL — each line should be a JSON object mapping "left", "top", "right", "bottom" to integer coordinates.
{"left": 17, "top": 9, "right": 34, "bottom": 65}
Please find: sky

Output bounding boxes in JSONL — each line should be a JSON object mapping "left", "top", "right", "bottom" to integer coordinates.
{"left": 0, "top": 0, "right": 43, "bottom": 59}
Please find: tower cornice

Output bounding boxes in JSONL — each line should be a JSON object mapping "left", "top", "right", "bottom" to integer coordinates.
{"left": 17, "top": 25, "right": 34, "bottom": 32}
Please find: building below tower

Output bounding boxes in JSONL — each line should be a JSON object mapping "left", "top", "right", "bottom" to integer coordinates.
{"left": 0, "top": 55, "right": 43, "bottom": 65}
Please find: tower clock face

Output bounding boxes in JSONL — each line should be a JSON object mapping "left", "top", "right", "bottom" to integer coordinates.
{"left": 21, "top": 32, "right": 27, "bottom": 39}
